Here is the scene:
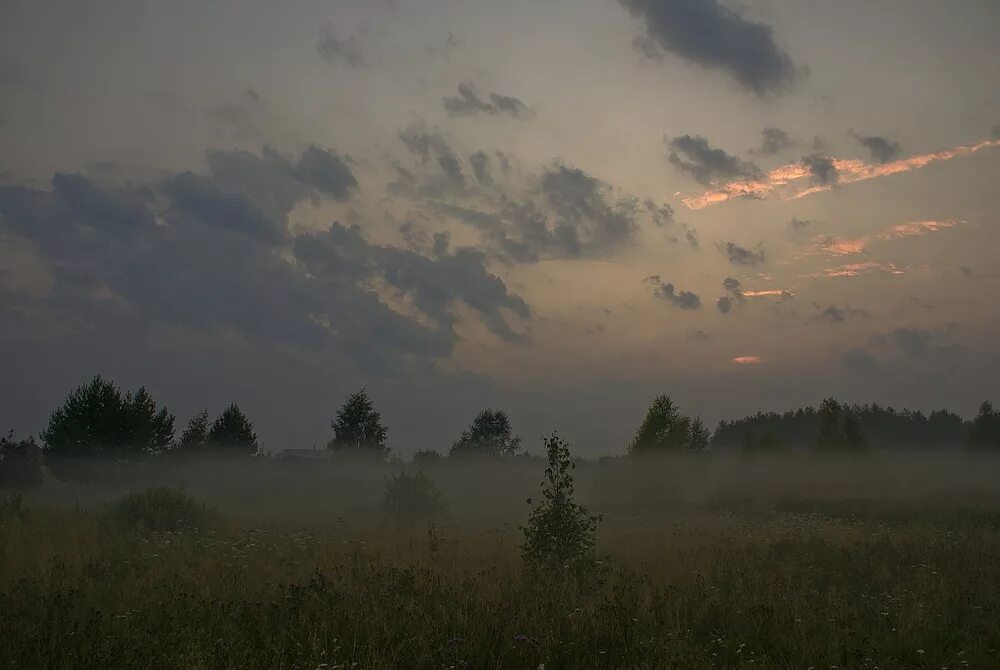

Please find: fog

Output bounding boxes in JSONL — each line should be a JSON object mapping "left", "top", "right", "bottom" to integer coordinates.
{"left": 30, "top": 451, "right": 1000, "bottom": 530}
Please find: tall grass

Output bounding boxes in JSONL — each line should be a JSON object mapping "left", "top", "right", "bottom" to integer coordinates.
{"left": 2, "top": 455, "right": 1000, "bottom": 668}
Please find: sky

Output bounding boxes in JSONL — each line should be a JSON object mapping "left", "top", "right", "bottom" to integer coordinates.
{"left": 1, "top": 0, "right": 999, "bottom": 455}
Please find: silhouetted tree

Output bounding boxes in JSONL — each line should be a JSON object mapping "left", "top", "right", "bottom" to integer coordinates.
{"left": 970, "top": 401, "right": 1000, "bottom": 450}
{"left": 328, "top": 389, "right": 389, "bottom": 459}
{"left": 123, "top": 387, "right": 176, "bottom": 454}
{"left": 0, "top": 432, "right": 43, "bottom": 488}
{"left": 41, "top": 376, "right": 174, "bottom": 459}
{"left": 450, "top": 409, "right": 522, "bottom": 458}
{"left": 208, "top": 404, "right": 259, "bottom": 454}
{"left": 688, "top": 417, "right": 711, "bottom": 452}
{"left": 178, "top": 411, "right": 210, "bottom": 450}
{"left": 628, "top": 395, "right": 702, "bottom": 454}
{"left": 816, "top": 398, "right": 867, "bottom": 452}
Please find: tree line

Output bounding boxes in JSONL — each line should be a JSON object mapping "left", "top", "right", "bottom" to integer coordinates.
{"left": 3, "top": 376, "right": 1000, "bottom": 488}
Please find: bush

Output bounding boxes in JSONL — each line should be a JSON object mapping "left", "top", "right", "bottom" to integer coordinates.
{"left": 521, "top": 433, "right": 602, "bottom": 579}
{"left": 109, "top": 487, "right": 209, "bottom": 532}
{"left": 381, "top": 471, "right": 447, "bottom": 528}
{"left": 0, "top": 433, "right": 43, "bottom": 489}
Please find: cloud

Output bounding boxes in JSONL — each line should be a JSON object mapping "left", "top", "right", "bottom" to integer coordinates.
{"left": 398, "top": 124, "right": 466, "bottom": 188}
{"left": 814, "top": 220, "right": 963, "bottom": 260}
{"left": 619, "top": 0, "right": 798, "bottom": 95}
{"left": 716, "top": 296, "right": 733, "bottom": 314}
{"left": 666, "top": 135, "right": 761, "bottom": 185}
{"left": 733, "top": 355, "right": 764, "bottom": 364}
{"left": 0, "top": 147, "right": 531, "bottom": 373}
{"left": 718, "top": 241, "right": 765, "bottom": 265}
{"left": 757, "top": 127, "right": 793, "bottom": 155}
{"left": 433, "top": 162, "right": 639, "bottom": 262}
{"left": 437, "top": 153, "right": 465, "bottom": 186}
{"left": 788, "top": 217, "right": 812, "bottom": 231}
{"left": 441, "top": 82, "right": 532, "bottom": 119}
{"left": 852, "top": 132, "right": 903, "bottom": 164}
{"left": 469, "top": 150, "right": 492, "bottom": 185}
{"left": 687, "top": 329, "right": 711, "bottom": 342}
{"left": 802, "top": 153, "right": 839, "bottom": 184}
{"left": 806, "top": 261, "right": 904, "bottom": 279}
{"left": 682, "top": 137, "right": 1000, "bottom": 209}
{"left": 811, "top": 304, "right": 869, "bottom": 323}
{"left": 645, "top": 275, "right": 701, "bottom": 309}
{"left": 317, "top": 24, "right": 365, "bottom": 68}
{"left": 644, "top": 199, "right": 675, "bottom": 227}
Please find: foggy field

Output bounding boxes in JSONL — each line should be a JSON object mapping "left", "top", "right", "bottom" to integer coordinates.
{"left": 3, "top": 454, "right": 1000, "bottom": 669}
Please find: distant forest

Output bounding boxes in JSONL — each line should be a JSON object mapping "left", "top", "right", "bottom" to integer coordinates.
{"left": 712, "top": 402, "right": 994, "bottom": 452}
{"left": 3, "top": 375, "right": 1000, "bottom": 488}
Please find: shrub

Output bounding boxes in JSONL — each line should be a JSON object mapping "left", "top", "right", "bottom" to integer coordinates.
{"left": 0, "top": 433, "right": 43, "bottom": 489}
{"left": 381, "top": 471, "right": 447, "bottom": 528}
{"left": 109, "top": 487, "right": 209, "bottom": 532}
{"left": 521, "top": 433, "right": 601, "bottom": 578}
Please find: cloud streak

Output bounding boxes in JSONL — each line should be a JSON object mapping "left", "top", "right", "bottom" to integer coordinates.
{"left": 682, "top": 138, "right": 1000, "bottom": 209}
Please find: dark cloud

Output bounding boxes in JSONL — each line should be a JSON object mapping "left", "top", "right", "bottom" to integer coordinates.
{"left": 851, "top": 132, "right": 903, "bottom": 164}
{"left": 296, "top": 146, "right": 359, "bottom": 201}
{"left": 619, "top": 0, "right": 799, "bottom": 95}
{"left": 0, "top": 147, "right": 530, "bottom": 376}
{"left": 398, "top": 124, "right": 465, "bottom": 188}
{"left": 437, "top": 154, "right": 465, "bottom": 186}
{"left": 717, "top": 276, "right": 745, "bottom": 314}
{"left": 812, "top": 304, "right": 869, "bottom": 323}
{"left": 398, "top": 124, "right": 451, "bottom": 164}
{"left": 469, "top": 151, "right": 492, "bottom": 185}
{"left": 993, "top": 125, "right": 1000, "bottom": 139}
{"left": 959, "top": 266, "right": 974, "bottom": 278}
{"left": 718, "top": 241, "right": 765, "bottom": 265}
{"left": 644, "top": 199, "right": 674, "bottom": 227}
{"left": 317, "top": 24, "right": 365, "bottom": 68}
{"left": 869, "top": 327, "right": 962, "bottom": 365}
{"left": 788, "top": 217, "right": 812, "bottom": 231}
{"left": 757, "top": 127, "right": 793, "bottom": 154}
{"left": 667, "top": 135, "right": 761, "bottom": 185}
{"left": 441, "top": 83, "right": 532, "bottom": 119}
{"left": 802, "top": 153, "right": 838, "bottom": 184}
{"left": 495, "top": 151, "right": 511, "bottom": 176}
{"left": 436, "top": 162, "right": 639, "bottom": 263}
{"left": 645, "top": 275, "right": 701, "bottom": 309}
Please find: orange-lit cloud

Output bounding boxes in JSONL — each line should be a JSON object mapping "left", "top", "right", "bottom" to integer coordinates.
{"left": 813, "top": 219, "right": 963, "bottom": 259}
{"left": 820, "top": 237, "right": 869, "bottom": 255}
{"left": 741, "top": 289, "right": 791, "bottom": 298}
{"left": 683, "top": 139, "right": 1000, "bottom": 209}
{"left": 805, "top": 261, "right": 905, "bottom": 279}
{"left": 733, "top": 355, "right": 764, "bottom": 364}
{"left": 878, "top": 219, "right": 962, "bottom": 240}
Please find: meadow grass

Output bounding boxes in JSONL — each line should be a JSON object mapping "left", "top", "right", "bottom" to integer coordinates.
{"left": 2, "top": 455, "right": 1000, "bottom": 668}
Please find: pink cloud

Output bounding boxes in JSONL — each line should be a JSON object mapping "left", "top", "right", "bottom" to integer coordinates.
{"left": 683, "top": 138, "right": 1000, "bottom": 209}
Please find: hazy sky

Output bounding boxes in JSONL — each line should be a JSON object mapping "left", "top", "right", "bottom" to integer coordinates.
{"left": 2, "top": 0, "right": 999, "bottom": 455}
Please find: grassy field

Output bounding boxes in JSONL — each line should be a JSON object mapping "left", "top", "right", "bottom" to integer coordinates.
{"left": 2, "top": 454, "right": 1000, "bottom": 668}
